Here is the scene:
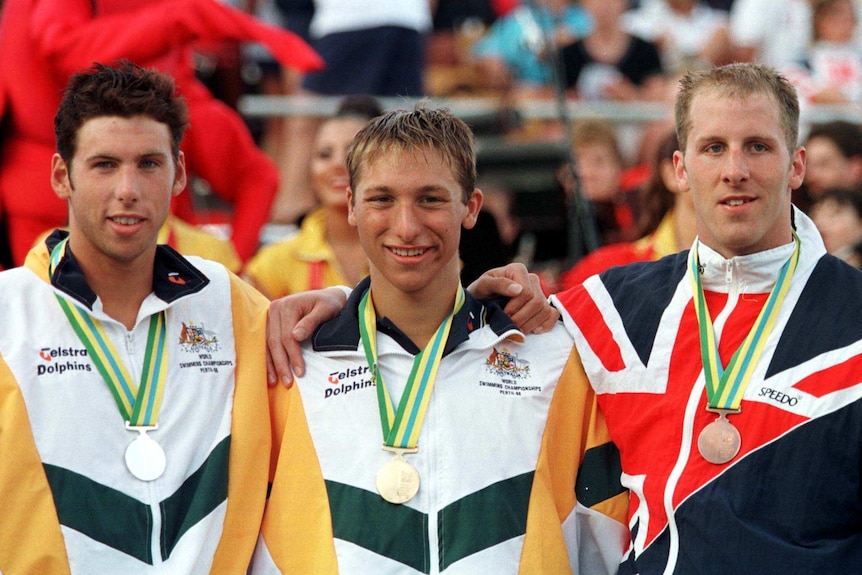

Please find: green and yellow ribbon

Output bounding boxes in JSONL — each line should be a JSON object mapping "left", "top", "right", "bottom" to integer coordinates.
{"left": 359, "top": 285, "right": 465, "bottom": 449}
{"left": 49, "top": 238, "right": 168, "bottom": 427}
{"left": 688, "top": 233, "right": 800, "bottom": 411}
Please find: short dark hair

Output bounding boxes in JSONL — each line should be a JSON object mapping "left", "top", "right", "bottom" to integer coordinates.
{"left": 815, "top": 186, "right": 862, "bottom": 219}
{"left": 806, "top": 120, "right": 862, "bottom": 160}
{"left": 54, "top": 60, "right": 189, "bottom": 165}
{"left": 334, "top": 95, "right": 384, "bottom": 122}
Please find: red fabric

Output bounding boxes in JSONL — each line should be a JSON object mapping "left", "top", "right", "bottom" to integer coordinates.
{"left": 558, "top": 241, "right": 656, "bottom": 292}
{"left": 0, "top": 0, "right": 322, "bottom": 264}
{"left": 619, "top": 163, "right": 651, "bottom": 192}
{"left": 490, "top": 0, "right": 519, "bottom": 17}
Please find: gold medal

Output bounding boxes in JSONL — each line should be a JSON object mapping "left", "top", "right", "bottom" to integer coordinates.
{"left": 376, "top": 448, "right": 420, "bottom": 504}
{"left": 360, "top": 288, "right": 465, "bottom": 505}
{"left": 697, "top": 409, "right": 741, "bottom": 465}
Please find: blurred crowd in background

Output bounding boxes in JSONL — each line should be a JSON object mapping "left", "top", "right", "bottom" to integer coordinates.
{"left": 3, "top": 0, "right": 862, "bottom": 294}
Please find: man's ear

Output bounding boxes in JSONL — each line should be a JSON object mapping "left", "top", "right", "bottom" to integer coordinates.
{"left": 51, "top": 153, "right": 72, "bottom": 200}
{"left": 672, "top": 150, "right": 691, "bottom": 193}
{"left": 172, "top": 151, "right": 188, "bottom": 197}
{"left": 462, "top": 188, "right": 483, "bottom": 230}
{"left": 347, "top": 188, "right": 356, "bottom": 226}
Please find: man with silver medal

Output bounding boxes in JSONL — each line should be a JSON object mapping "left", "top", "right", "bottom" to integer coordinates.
{"left": 0, "top": 61, "right": 273, "bottom": 573}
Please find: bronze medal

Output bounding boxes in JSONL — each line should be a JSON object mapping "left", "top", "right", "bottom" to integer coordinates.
{"left": 376, "top": 454, "right": 420, "bottom": 504}
{"left": 697, "top": 411, "right": 741, "bottom": 465}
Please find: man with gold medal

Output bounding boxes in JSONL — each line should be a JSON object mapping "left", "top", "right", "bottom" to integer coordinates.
{"left": 0, "top": 61, "right": 272, "bottom": 573}
{"left": 253, "top": 107, "right": 628, "bottom": 574}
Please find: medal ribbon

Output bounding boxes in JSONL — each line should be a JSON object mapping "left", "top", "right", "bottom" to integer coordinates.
{"left": 49, "top": 238, "right": 168, "bottom": 426}
{"left": 688, "top": 233, "right": 800, "bottom": 411}
{"left": 359, "top": 285, "right": 465, "bottom": 449}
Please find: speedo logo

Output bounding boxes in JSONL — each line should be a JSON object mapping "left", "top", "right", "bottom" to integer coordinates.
{"left": 37, "top": 346, "right": 92, "bottom": 376}
{"left": 758, "top": 387, "right": 801, "bottom": 407}
{"left": 325, "top": 364, "right": 373, "bottom": 399}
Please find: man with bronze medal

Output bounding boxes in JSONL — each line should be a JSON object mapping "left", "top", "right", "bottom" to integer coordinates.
{"left": 268, "top": 63, "right": 862, "bottom": 574}
{"left": 254, "top": 107, "right": 628, "bottom": 573}
{"left": 0, "top": 61, "right": 272, "bottom": 573}
{"left": 549, "top": 63, "right": 862, "bottom": 573}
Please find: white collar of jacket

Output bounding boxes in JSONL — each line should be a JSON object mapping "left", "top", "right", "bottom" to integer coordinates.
{"left": 694, "top": 206, "right": 826, "bottom": 293}
{"left": 310, "top": 276, "right": 521, "bottom": 356}
{"left": 45, "top": 228, "right": 210, "bottom": 311}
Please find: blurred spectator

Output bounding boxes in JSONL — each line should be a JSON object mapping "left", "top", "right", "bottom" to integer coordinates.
{"left": 270, "top": 0, "right": 433, "bottom": 226}
{"left": 235, "top": 0, "right": 306, "bottom": 162}
{"left": 810, "top": 186, "right": 862, "bottom": 268}
{"left": 729, "top": 0, "right": 812, "bottom": 68}
{"left": 560, "top": 0, "right": 666, "bottom": 101}
{"left": 798, "top": 120, "right": 862, "bottom": 211}
{"left": 784, "top": 0, "right": 862, "bottom": 105}
{"left": 622, "top": 0, "right": 732, "bottom": 75}
{"left": 559, "top": 119, "right": 638, "bottom": 246}
{"left": 558, "top": 129, "right": 696, "bottom": 289}
{"left": 0, "top": 0, "right": 321, "bottom": 266}
{"left": 433, "top": 0, "right": 498, "bottom": 31}
{"left": 302, "top": 0, "right": 432, "bottom": 97}
{"left": 477, "top": 179, "right": 523, "bottom": 261}
{"left": 244, "top": 96, "right": 382, "bottom": 299}
{"left": 471, "top": 0, "right": 594, "bottom": 95}
{"left": 425, "top": 0, "right": 499, "bottom": 96}
{"left": 276, "top": 0, "right": 316, "bottom": 40}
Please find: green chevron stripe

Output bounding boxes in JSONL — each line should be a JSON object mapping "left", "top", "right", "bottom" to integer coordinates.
{"left": 576, "top": 441, "right": 624, "bottom": 508}
{"left": 44, "top": 463, "right": 154, "bottom": 564}
{"left": 325, "top": 479, "right": 430, "bottom": 573}
{"left": 160, "top": 435, "right": 231, "bottom": 560}
{"left": 438, "top": 471, "right": 534, "bottom": 570}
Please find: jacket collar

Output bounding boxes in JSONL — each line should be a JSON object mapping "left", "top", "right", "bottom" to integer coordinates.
{"left": 311, "top": 276, "right": 519, "bottom": 356}
{"left": 44, "top": 229, "right": 210, "bottom": 310}
{"left": 694, "top": 206, "right": 826, "bottom": 293}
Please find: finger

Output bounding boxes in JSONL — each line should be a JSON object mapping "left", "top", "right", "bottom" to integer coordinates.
{"left": 534, "top": 305, "right": 561, "bottom": 334}
{"left": 265, "top": 312, "right": 283, "bottom": 386}
{"left": 468, "top": 275, "right": 524, "bottom": 299}
{"left": 504, "top": 273, "right": 555, "bottom": 333}
{"left": 266, "top": 347, "right": 278, "bottom": 388}
{"left": 282, "top": 331, "right": 305, "bottom": 383}
{"left": 504, "top": 291, "right": 542, "bottom": 332}
{"left": 266, "top": 307, "right": 299, "bottom": 384}
{"left": 501, "top": 270, "right": 539, "bottom": 315}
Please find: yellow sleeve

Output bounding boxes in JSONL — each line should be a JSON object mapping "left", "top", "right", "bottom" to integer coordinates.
{"left": 210, "top": 273, "right": 272, "bottom": 572}
{"left": 0, "top": 355, "right": 71, "bottom": 574}
{"left": 259, "top": 383, "right": 340, "bottom": 573}
{"left": 520, "top": 346, "right": 628, "bottom": 575}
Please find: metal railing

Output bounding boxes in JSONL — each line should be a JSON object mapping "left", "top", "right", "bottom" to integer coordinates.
{"left": 238, "top": 94, "right": 862, "bottom": 126}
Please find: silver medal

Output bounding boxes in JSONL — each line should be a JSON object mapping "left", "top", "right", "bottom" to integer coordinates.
{"left": 124, "top": 424, "right": 166, "bottom": 481}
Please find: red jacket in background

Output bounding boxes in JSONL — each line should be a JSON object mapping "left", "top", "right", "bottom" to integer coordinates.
{"left": 0, "top": 0, "right": 322, "bottom": 264}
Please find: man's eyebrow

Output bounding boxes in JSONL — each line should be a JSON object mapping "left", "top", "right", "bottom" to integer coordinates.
{"left": 85, "top": 150, "right": 169, "bottom": 162}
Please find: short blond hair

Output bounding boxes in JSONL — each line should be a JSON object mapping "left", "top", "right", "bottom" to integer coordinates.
{"left": 675, "top": 63, "right": 800, "bottom": 154}
{"left": 347, "top": 106, "right": 476, "bottom": 203}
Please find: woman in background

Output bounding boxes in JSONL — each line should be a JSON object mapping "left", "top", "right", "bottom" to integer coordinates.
{"left": 244, "top": 96, "right": 382, "bottom": 298}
